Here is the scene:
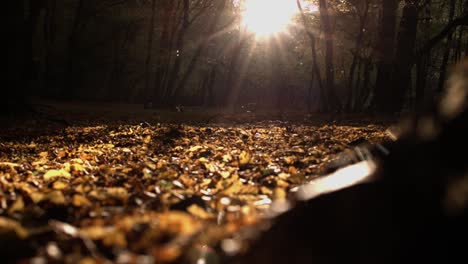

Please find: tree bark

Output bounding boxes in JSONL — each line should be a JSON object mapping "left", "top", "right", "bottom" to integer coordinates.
{"left": 297, "top": 0, "right": 324, "bottom": 111}
{"left": 143, "top": 0, "right": 157, "bottom": 102}
{"left": 391, "top": 1, "right": 419, "bottom": 112}
{"left": 64, "top": 0, "right": 85, "bottom": 99}
{"left": 418, "top": 14, "right": 468, "bottom": 56}
{"left": 318, "top": 0, "right": 339, "bottom": 110}
{"left": 172, "top": 0, "right": 228, "bottom": 103}
{"left": 154, "top": 0, "right": 177, "bottom": 104}
{"left": 437, "top": 0, "right": 456, "bottom": 93}
{"left": 347, "top": 0, "right": 370, "bottom": 111}
{"left": 4, "top": 0, "right": 28, "bottom": 113}
{"left": 373, "top": 0, "right": 397, "bottom": 112}
{"left": 163, "top": 0, "right": 190, "bottom": 101}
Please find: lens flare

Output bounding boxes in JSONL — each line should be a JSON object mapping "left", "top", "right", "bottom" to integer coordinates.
{"left": 241, "top": 0, "right": 297, "bottom": 37}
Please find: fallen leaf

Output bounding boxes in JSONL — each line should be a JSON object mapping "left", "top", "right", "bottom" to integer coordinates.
{"left": 0, "top": 217, "right": 29, "bottom": 238}
{"left": 44, "top": 169, "right": 71, "bottom": 180}
{"left": 8, "top": 196, "right": 24, "bottom": 214}
{"left": 239, "top": 151, "right": 251, "bottom": 165}
{"left": 72, "top": 194, "right": 92, "bottom": 207}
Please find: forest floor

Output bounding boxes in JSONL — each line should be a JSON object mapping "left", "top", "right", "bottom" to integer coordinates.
{"left": 0, "top": 102, "right": 392, "bottom": 263}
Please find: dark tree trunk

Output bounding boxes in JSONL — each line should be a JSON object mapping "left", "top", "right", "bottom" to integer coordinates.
{"left": 452, "top": 27, "right": 464, "bottom": 61}
{"left": 318, "top": 0, "right": 339, "bottom": 110}
{"left": 163, "top": 0, "right": 190, "bottom": 101}
{"left": 226, "top": 33, "right": 249, "bottom": 110}
{"left": 143, "top": 0, "right": 156, "bottom": 102}
{"left": 358, "top": 58, "right": 373, "bottom": 109}
{"left": 353, "top": 58, "right": 363, "bottom": 109}
{"left": 64, "top": 0, "right": 85, "bottom": 99}
{"left": 25, "top": 0, "right": 47, "bottom": 96}
{"left": 415, "top": 55, "right": 429, "bottom": 110}
{"left": 347, "top": 0, "right": 370, "bottom": 111}
{"left": 203, "top": 65, "right": 217, "bottom": 107}
{"left": 373, "top": 0, "right": 397, "bottom": 112}
{"left": 172, "top": 0, "right": 228, "bottom": 104}
{"left": 107, "top": 22, "right": 135, "bottom": 102}
{"left": 4, "top": 0, "right": 28, "bottom": 113}
{"left": 392, "top": 2, "right": 419, "bottom": 112}
{"left": 437, "top": 0, "right": 456, "bottom": 93}
{"left": 44, "top": 0, "right": 57, "bottom": 94}
{"left": 297, "top": 0, "right": 324, "bottom": 111}
{"left": 154, "top": 0, "right": 176, "bottom": 104}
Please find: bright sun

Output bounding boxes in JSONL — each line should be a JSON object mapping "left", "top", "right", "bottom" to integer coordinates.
{"left": 241, "top": 0, "right": 297, "bottom": 37}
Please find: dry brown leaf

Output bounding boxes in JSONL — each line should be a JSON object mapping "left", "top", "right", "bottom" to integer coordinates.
{"left": 0, "top": 217, "right": 29, "bottom": 238}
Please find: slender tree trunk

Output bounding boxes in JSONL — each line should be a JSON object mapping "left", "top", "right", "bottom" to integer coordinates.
{"left": 204, "top": 65, "right": 217, "bottom": 107}
{"left": 64, "top": 0, "right": 84, "bottom": 99}
{"left": 163, "top": 0, "right": 190, "bottom": 101}
{"left": 318, "top": 0, "right": 339, "bottom": 110}
{"left": 226, "top": 32, "right": 249, "bottom": 110}
{"left": 416, "top": 55, "right": 429, "bottom": 110}
{"left": 358, "top": 58, "right": 372, "bottom": 109}
{"left": 452, "top": 27, "right": 464, "bottom": 61}
{"left": 107, "top": 21, "right": 134, "bottom": 102}
{"left": 347, "top": 0, "right": 369, "bottom": 111}
{"left": 353, "top": 58, "right": 363, "bottom": 110}
{"left": 392, "top": 2, "right": 419, "bottom": 111}
{"left": 154, "top": 0, "right": 176, "bottom": 105}
{"left": 297, "top": 0, "right": 324, "bottom": 111}
{"left": 438, "top": 0, "right": 456, "bottom": 93}
{"left": 5, "top": 0, "right": 28, "bottom": 113}
{"left": 143, "top": 0, "right": 156, "bottom": 102}
{"left": 373, "top": 0, "right": 397, "bottom": 112}
{"left": 172, "top": 0, "right": 227, "bottom": 102}
{"left": 44, "top": 0, "right": 57, "bottom": 95}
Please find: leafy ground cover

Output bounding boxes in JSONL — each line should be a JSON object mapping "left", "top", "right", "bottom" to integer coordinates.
{"left": 0, "top": 104, "right": 390, "bottom": 263}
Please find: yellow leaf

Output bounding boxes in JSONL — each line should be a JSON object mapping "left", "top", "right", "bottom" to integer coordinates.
{"left": 72, "top": 194, "right": 92, "bottom": 207}
{"left": 187, "top": 204, "right": 215, "bottom": 220}
{"left": 47, "top": 191, "right": 66, "bottom": 205}
{"left": 239, "top": 151, "right": 251, "bottom": 165}
{"left": 222, "top": 154, "right": 233, "bottom": 163}
{"left": 189, "top": 145, "right": 203, "bottom": 152}
{"left": 122, "top": 148, "right": 132, "bottom": 153}
{"left": 8, "top": 196, "right": 24, "bottom": 214}
{"left": 30, "top": 192, "right": 45, "bottom": 203}
{"left": 284, "top": 156, "right": 295, "bottom": 165}
{"left": 44, "top": 169, "right": 71, "bottom": 180}
{"left": 52, "top": 180, "right": 68, "bottom": 190}
{"left": 0, "top": 162, "right": 19, "bottom": 167}
{"left": 220, "top": 171, "right": 231, "bottom": 179}
{"left": 204, "top": 162, "right": 217, "bottom": 173}
{"left": 106, "top": 187, "right": 128, "bottom": 201}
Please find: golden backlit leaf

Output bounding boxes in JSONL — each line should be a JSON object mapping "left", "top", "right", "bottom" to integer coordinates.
{"left": 8, "top": 196, "right": 24, "bottom": 214}
{"left": 189, "top": 145, "right": 203, "bottom": 152}
{"left": 43, "top": 169, "right": 71, "bottom": 180}
{"left": 52, "top": 180, "right": 68, "bottom": 190}
{"left": 239, "top": 151, "right": 251, "bottom": 165}
{"left": 106, "top": 187, "right": 129, "bottom": 201}
{"left": 72, "top": 194, "right": 92, "bottom": 207}
{"left": 46, "top": 191, "right": 67, "bottom": 205}
{"left": 187, "top": 204, "right": 216, "bottom": 220}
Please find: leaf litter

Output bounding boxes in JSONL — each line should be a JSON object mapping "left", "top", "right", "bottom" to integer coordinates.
{"left": 0, "top": 121, "right": 387, "bottom": 263}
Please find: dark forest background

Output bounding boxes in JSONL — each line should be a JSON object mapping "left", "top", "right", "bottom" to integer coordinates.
{"left": 5, "top": 0, "right": 468, "bottom": 113}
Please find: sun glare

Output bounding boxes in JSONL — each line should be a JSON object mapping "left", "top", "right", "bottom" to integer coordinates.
{"left": 242, "top": 0, "right": 298, "bottom": 37}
